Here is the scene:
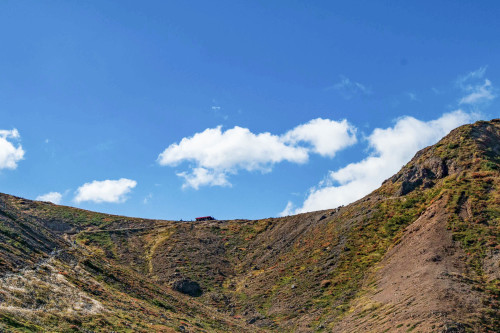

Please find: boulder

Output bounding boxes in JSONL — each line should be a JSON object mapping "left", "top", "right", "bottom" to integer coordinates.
{"left": 172, "top": 279, "right": 202, "bottom": 297}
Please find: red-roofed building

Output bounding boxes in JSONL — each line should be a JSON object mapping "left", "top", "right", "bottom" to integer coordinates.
{"left": 195, "top": 216, "right": 215, "bottom": 221}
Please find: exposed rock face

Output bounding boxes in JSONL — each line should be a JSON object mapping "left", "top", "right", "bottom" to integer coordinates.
{"left": 390, "top": 156, "right": 450, "bottom": 195}
{"left": 172, "top": 278, "right": 202, "bottom": 297}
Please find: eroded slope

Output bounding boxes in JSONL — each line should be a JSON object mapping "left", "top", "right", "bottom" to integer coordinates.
{"left": 0, "top": 119, "right": 498, "bottom": 332}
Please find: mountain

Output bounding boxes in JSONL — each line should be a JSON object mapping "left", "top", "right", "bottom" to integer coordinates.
{"left": 0, "top": 119, "right": 498, "bottom": 332}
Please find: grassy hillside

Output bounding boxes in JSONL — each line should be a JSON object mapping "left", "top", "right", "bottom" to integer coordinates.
{"left": 0, "top": 119, "right": 498, "bottom": 332}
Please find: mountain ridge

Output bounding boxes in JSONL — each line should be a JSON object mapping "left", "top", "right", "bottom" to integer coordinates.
{"left": 0, "top": 119, "right": 498, "bottom": 332}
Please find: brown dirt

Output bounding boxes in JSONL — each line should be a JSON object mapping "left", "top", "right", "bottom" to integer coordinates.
{"left": 334, "top": 197, "right": 483, "bottom": 332}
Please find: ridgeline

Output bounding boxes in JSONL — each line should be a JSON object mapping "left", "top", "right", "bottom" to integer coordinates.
{"left": 0, "top": 119, "right": 498, "bottom": 332}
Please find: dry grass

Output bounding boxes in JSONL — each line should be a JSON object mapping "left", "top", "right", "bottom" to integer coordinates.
{"left": 0, "top": 257, "right": 104, "bottom": 316}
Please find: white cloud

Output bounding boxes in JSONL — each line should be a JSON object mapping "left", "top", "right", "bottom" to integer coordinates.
{"left": 278, "top": 201, "right": 294, "bottom": 217}
{"left": 158, "top": 119, "right": 357, "bottom": 189}
{"left": 177, "top": 167, "right": 231, "bottom": 190}
{"left": 0, "top": 129, "right": 20, "bottom": 139}
{"left": 294, "top": 110, "right": 477, "bottom": 214}
{"left": 158, "top": 126, "right": 308, "bottom": 170}
{"left": 328, "top": 75, "right": 372, "bottom": 99}
{"left": 456, "top": 66, "right": 487, "bottom": 87}
{"left": 459, "top": 79, "right": 495, "bottom": 105}
{"left": 36, "top": 192, "right": 62, "bottom": 204}
{"left": 74, "top": 178, "right": 137, "bottom": 203}
{"left": 0, "top": 129, "right": 25, "bottom": 170}
{"left": 406, "top": 92, "right": 419, "bottom": 101}
{"left": 457, "top": 66, "right": 496, "bottom": 105}
{"left": 282, "top": 118, "right": 357, "bottom": 157}
{"left": 143, "top": 193, "right": 153, "bottom": 204}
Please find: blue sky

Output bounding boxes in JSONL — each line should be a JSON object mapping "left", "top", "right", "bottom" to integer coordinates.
{"left": 1, "top": 1, "right": 499, "bottom": 220}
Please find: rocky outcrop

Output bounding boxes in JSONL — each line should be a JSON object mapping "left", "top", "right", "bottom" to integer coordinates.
{"left": 389, "top": 152, "right": 464, "bottom": 196}
{"left": 172, "top": 278, "right": 202, "bottom": 297}
{"left": 389, "top": 156, "right": 447, "bottom": 195}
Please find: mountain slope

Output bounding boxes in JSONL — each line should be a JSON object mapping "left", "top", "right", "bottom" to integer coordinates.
{"left": 0, "top": 119, "right": 498, "bottom": 332}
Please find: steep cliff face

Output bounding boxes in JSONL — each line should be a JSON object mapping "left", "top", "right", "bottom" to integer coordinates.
{"left": 0, "top": 119, "right": 498, "bottom": 332}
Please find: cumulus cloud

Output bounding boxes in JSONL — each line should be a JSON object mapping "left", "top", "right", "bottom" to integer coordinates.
{"left": 158, "top": 118, "right": 357, "bottom": 189}
{"left": 74, "top": 178, "right": 137, "bottom": 203}
{"left": 282, "top": 118, "right": 357, "bottom": 157}
{"left": 177, "top": 167, "right": 231, "bottom": 190}
{"left": 158, "top": 126, "right": 308, "bottom": 170}
{"left": 457, "top": 66, "right": 496, "bottom": 105}
{"left": 36, "top": 192, "right": 62, "bottom": 204}
{"left": 293, "top": 110, "right": 477, "bottom": 214}
{"left": 328, "top": 75, "right": 372, "bottom": 99}
{"left": 0, "top": 129, "right": 25, "bottom": 170}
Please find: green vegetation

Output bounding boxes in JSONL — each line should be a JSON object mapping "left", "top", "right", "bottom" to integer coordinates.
{"left": 445, "top": 171, "right": 499, "bottom": 330}
{"left": 0, "top": 119, "right": 499, "bottom": 331}
{"left": 77, "top": 232, "right": 117, "bottom": 258}
{"left": 318, "top": 188, "right": 440, "bottom": 322}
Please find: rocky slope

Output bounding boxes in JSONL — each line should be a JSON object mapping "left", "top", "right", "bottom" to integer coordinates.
{"left": 0, "top": 119, "right": 498, "bottom": 332}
